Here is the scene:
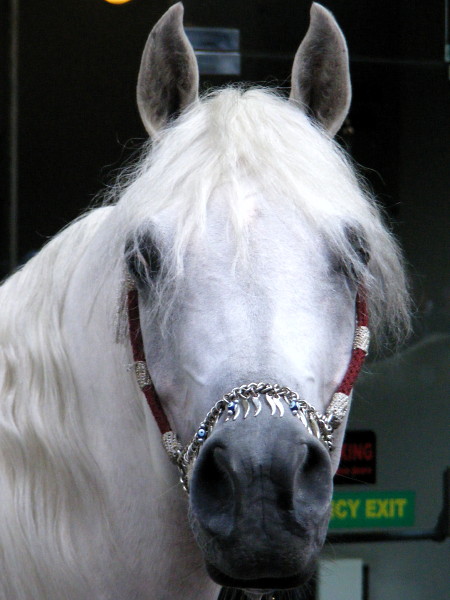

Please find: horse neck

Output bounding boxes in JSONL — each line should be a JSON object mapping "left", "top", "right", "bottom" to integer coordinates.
{"left": 61, "top": 222, "right": 218, "bottom": 599}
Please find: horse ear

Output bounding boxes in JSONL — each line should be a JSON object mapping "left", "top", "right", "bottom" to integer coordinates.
{"left": 137, "top": 2, "right": 199, "bottom": 137}
{"left": 290, "top": 3, "right": 351, "bottom": 137}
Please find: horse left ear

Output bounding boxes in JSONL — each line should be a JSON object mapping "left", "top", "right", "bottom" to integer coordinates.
{"left": 290, "top": 3, "right": 351, "bottom": 137}
{"left": 137, "top": 2, "right": 199, "bottom": 137}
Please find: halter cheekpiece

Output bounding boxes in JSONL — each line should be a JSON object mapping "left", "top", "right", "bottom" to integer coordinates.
{"left": 127, "top": 283, "right": 369, "bottom": 492}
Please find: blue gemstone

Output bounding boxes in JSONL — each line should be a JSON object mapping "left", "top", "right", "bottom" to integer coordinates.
{"left": 197, "top": 428, "right": 206, "bottom": 440}
{"left": 227, "top": 401, "right": 236, "bottom": 414}
{"left": 289, "top": 401, "right": 298, "bottom": 410}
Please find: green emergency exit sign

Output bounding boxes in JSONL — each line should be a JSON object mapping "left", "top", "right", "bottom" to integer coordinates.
{"left": 329, "top": 490, "right": 415, "bottom": 529}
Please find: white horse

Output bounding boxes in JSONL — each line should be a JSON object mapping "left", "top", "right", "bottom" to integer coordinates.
{"left": 0, "top": 3, "right": 410, "bottom": 600}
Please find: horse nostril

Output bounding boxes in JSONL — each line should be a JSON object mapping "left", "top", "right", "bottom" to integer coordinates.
{"left": 190, "top": 443, "right": 235, "bottom": 537}
{"left": 277, "top": 488, "right": 293, "bottom": 512}
{"left": 273, "top": 442, "right": 329, "bottom": 515}
{"left": 293, "top": 440, "right": 333, "bottom": 516}
{"left": 303, "top": 443, "right": 323, "bottom": 473}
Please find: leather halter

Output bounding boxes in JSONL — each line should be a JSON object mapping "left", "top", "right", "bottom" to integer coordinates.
{"left": 127, "top": 287, "right": 172, "bottom": 434}
{"left": 127, "top": 284, "right": 369, "bottom": 449}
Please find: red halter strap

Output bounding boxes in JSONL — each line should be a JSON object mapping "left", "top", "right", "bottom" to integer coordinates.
{"left": 127, "top": 287, "right": 172, "bottom": 434}
{"left": 127, "top": 286, "right": 369, "bottom": 437}
{"left": 336, "top": 290, "right": 369, "bottom": 396}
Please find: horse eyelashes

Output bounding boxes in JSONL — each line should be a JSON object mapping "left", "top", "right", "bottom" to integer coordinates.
{"left": 144, "top": 243, "right": 162, "bottom": 280}
{"left": 333, "top": 228, "right": 370, "bottom": 282}
{"left": 347, "top": 228, "right": 370, "bottom": 266}
{"left": 125, "top": 238, "right": 161, "bottom": 283}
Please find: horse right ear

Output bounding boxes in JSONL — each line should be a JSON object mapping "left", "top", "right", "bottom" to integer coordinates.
{"left": 290, "top": 3, "right": 351, "bottom": 137}
{"left": 137, "top": 3, "right": 199, "bottom": 137}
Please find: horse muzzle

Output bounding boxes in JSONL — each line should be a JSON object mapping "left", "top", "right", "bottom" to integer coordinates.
{"left": 188, "top": 412, "right": 332, "bottom": 590}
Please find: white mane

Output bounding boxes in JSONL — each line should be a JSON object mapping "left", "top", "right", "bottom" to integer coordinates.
{"left": 0, "top": 87, "right": 410, "bottom": 597}
{"left": 0, "top": 208, "right": 113, "bottom": 597}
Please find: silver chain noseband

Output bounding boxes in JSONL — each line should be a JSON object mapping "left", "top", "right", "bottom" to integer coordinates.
{"left": 128, "top": 282, "right": 370, "bottom": 494}
{"left": 162, "top": 382, "right": 349, "bottom": 493}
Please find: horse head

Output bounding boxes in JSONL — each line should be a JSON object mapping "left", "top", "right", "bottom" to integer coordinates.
{"left": 122, "top": 2, "right": 407, "bottom": 596}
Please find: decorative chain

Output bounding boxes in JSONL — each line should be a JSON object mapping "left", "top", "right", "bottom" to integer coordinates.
{"left": 162, "top": 382, "right": 343, "bottom": 493}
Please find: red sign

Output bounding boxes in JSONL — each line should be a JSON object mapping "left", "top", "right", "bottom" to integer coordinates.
{"left": 334, "top": 430, "right": 376, "bottom": 485}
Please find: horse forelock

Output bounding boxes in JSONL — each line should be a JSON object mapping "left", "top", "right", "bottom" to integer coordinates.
{"left": 109, "top": 87, "right": 410, "bottom": 347}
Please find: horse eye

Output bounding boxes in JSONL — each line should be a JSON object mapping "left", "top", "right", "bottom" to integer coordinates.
{"left": 125, "top": 237, "right": 161, "bottom": 283}
{"left": 333, "top": 228, "right": 370, "bottom": 281}
{"left": 347, "top": 228, "right": 370, "bottom": 266}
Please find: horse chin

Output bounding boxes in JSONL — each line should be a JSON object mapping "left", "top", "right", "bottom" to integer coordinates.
{"left": 206, "top": 561, "right": 316, "bottom": 591}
